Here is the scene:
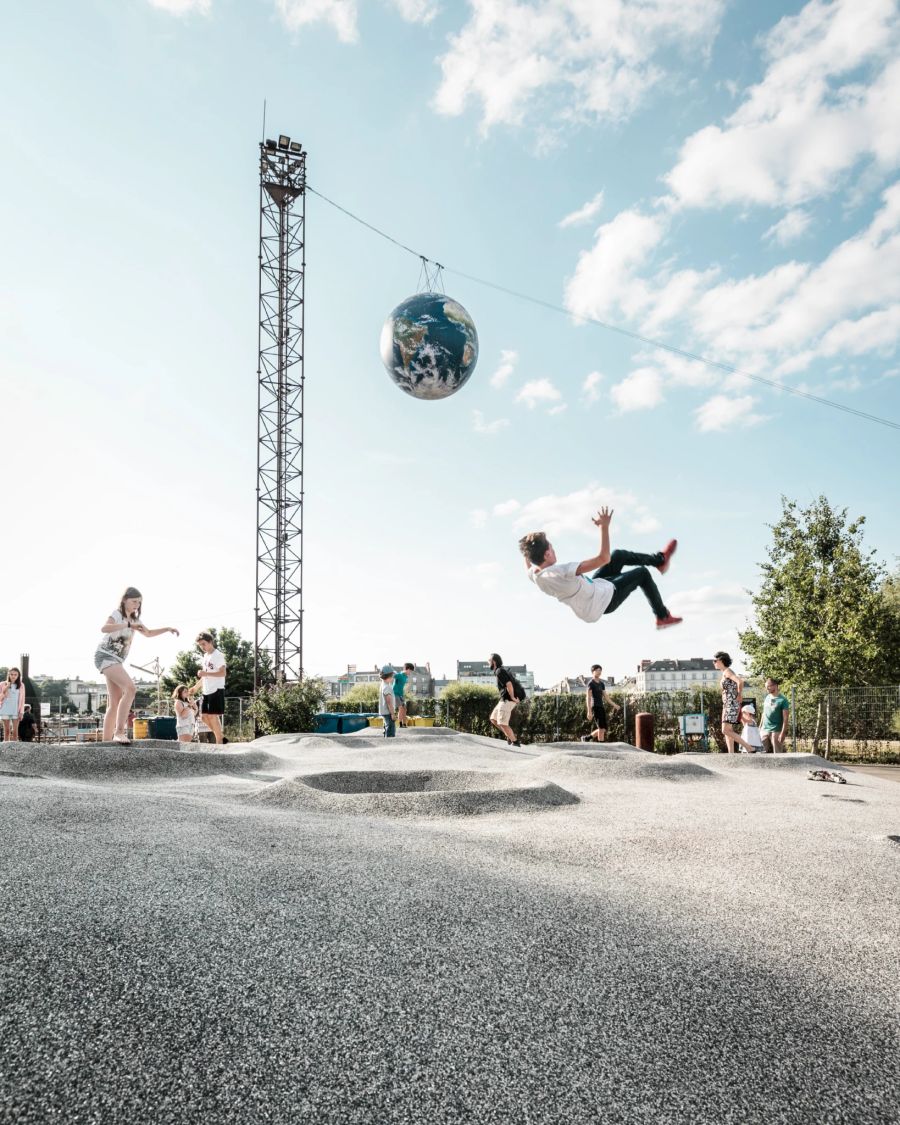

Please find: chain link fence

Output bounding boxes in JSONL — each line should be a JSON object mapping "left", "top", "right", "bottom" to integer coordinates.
{"left": 28, "top": 687, "right": 900, "bottom": 762}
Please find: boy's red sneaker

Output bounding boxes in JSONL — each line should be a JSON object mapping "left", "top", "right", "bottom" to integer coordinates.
{"left": 655, "top": 614, "right": 683, "bottom": 629}
{"left": 657, "top": 539, "right": 678, "bottom": 574}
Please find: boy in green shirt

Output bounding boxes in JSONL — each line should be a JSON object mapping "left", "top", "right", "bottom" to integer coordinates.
{"left": 761, "top": 678, "right": 790, "bottom": 753}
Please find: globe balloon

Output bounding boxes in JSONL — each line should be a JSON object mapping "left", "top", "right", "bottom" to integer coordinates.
{"left": 380, "top": 292, "right": 478, "bottom": 400}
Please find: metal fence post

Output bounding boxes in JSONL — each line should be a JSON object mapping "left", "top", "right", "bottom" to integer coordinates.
{"left": 791, "top": 684, "right": 797, "bottom": 753}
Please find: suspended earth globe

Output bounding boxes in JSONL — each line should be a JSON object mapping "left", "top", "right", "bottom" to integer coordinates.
{"left": 380, "top": 292, "right": 479, "bottom": 400}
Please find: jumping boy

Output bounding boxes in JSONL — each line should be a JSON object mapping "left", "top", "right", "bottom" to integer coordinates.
{"left": 519, "top": 507, "right": 682, "bottom": 629}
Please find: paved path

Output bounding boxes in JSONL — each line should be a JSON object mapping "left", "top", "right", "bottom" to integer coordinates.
{"left": 1, "top": 734, "right": 898, "bottom": 1124}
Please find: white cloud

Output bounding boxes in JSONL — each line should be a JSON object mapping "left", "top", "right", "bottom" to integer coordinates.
{"left": 493, "top": 499, "right": 521, "bottom": 517}
{"left": 763, "top": 208, "right": 813, "bottom": 246}
{"left": 489, "top": 349, "right": 518, "bottom": 388}
{"left": 650, "top": 351, "right": 719, "bottom": 388}
{"left": 468, "top": 561, "right": 504, "bottom": 590}
{"left": 515, "top": 378, "right": 563, "bottom": 409}
{"left": 548, "top": 403, "right": 568, "bottom": 415}
{"left": 630, "top": 508, "right": 661, "bottom": 534}
{"left": 610, "top": 367, "right": 664, "bottom": 412}
{"left": 433, "top": 0, "right": 725, "bottom": 134}
{"left": 472, "top": 409, "right": 510, "bottom": 435}
{"left": 470, "top": 508, "right": 488, "bottom": 528}
{"left": 693, "top": 183, "right": 900, "bottom": 363}
{"left": 666, "top": 0, "right": 900, "bottom": 209}
{"left": 564, "top": 209, "right": 666, "bottom": 322}
{"left": 506, "top": 483, "right": 660, "bottom": 542}
{"left": 569, "top": 180, "right": 900, "bottom": 406}
{"left": 275, "top": 0, "right": 358, "bottom": 42}
{"left": 558, "top": 191, "right": 605, "bottom": 229}
{"left": 390, "top": 0, "right": 439, "bottom": 23}
{"left": 148, "top": 0, "right": 210, "bottom": 12}
{"left": 694, "top": 393, "right": 766, "bottom": 432}
{"left": 581, "top": 371, "right": 604, "bottom": 403}
{"left": 668, "top": 582, "right": 751, "bottom": 618}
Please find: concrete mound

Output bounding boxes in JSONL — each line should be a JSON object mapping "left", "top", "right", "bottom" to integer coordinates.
{"left": 697, "top": 752, "right": 833, "bottom": 771}
{"left": 527, "top": 751, "right": 716, "bottom": 783}
{"left": 250, "top": 768, "right": 578, "bottom": 818}
{"left": 0, "top": 741, "right": 283, "bottom": 782}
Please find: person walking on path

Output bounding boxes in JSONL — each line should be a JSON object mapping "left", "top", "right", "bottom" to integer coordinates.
{"left": 0, "top": 667, "right": 26, "bottom": 740}
{"left": 519, "top": 507, "right": 681, "bottom": 629}
{"left": 393, "top": 662, "right": 415, "bottom": 727}
{"left": 713, "top": 651, "right": 755, "bottom": 754}
{"left": 489, "top": 653, "right": 522, "bottom": 747}
{"left": 761, "top": 678, "right": 791, "bottom": 754}
{"left": 193, "top": 633, "right": 227, "bottom": 745}
{"left": 379, "top": 668, "right": 397, "bottom": 738}
{"left": 582, "top": 664, "right": 620, "bottom": 743}
{"left": 173, "top": 685, "right": 199, "bottom": 745}
{"left": 95, "top": 588, "right": 179, "bottom": 744}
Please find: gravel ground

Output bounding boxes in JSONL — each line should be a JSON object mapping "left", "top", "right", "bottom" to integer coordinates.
{"left": 1, "top": 732, "right": 898, "bottom": 1125}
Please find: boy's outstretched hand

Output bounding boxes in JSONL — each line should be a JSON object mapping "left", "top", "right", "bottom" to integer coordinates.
{"left": 592, "top": 507, "right": 614, "bottom": 528}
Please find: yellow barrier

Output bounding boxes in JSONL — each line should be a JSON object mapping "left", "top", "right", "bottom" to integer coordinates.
{"left": 368, "top": 716, "right": 384, "bottom": 728}
{"left": 132, "top": 719, "right": 151, "bottom": 740}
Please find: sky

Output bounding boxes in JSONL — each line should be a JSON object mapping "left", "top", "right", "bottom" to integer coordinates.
{"left": 2, "top": 0, "right": 899, "bottom": 689}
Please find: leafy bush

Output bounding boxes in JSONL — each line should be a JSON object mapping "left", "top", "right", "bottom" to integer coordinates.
{"left": 440, "top": 682, "right": 497, "bottom": 737}
{"left": 248, "top": 678, "right": 328, "bottom": 735}
{"left": 325, "top": 699, "right": 373, "bottom": 714}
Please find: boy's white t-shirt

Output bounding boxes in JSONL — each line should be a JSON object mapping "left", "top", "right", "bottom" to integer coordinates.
{"left": 200, "top": 648, "right": 226, "bottom": 695}
{"left": 528, "top": 562, "right": 614, "bottom": 623}
{"left": 379, "top": 680, "right": 394, "bottom": 715}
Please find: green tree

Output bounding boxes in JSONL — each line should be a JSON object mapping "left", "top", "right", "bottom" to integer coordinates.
{"left": 38, "top": 678, "right": 76, "bottom": 714}
{"left": 342, "top": 682, "right": 380, "bottom": 706}
{"left": 162, "top": 626, "right": 275, "bottom": 697}
{"left": 739, "top": 496, "right": 900, "bottom": 685}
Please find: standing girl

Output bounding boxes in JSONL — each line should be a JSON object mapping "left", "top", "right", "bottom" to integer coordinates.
{"left": 0, "top": 667, "right": 26, "bottom": 741}
{"left": 713, "top": 651, "right": 754, "bottom": 754}
{"left": 95, "top": 587, "right": 179, "bottom": 744}
{"left": 173, "top": 685, "right": 198, "bottom": 745}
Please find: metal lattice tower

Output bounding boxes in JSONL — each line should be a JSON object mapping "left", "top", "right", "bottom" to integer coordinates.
{"left": 256, "top": 134, "right": 306, "bottom": 688}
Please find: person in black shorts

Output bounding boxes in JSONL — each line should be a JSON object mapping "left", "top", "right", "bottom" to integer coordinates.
{"left": 192, "top": 632, "right": 227, "bottom": 745}
{"left": 582, "top": 664, "right": 620, "bottom": 743}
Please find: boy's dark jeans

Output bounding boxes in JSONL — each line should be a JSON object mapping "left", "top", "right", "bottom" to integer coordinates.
{"left": 592, "top": 549, "right": 667, "bottom": 619}
{"left": 383, "top": 715, "right": 396, "bottom": 738}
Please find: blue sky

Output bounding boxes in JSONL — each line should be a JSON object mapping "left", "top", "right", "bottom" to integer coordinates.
{"left": 3, "top": 0, "right": 899, "bottom": 688}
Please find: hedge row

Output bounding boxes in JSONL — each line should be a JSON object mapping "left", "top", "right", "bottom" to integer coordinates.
{"left": 326, "top": 686, "right": 732, "bottom": 752}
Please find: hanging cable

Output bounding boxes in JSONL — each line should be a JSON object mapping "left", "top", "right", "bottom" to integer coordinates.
{"left": 307, "top": 184, "right": 900, "bottom": 433}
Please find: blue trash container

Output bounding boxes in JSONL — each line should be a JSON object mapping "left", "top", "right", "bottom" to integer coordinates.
{"left": 314, "top": 713, "right": 341, "bottom": 734}
{"left": 148, "top": 716, "right": 177, "bottom": 741}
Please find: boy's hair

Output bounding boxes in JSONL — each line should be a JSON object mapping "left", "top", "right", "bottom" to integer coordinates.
{"left": 196, "top": 632, "right": 214, "bottom": 644}
{"left": 404, "top": 662, "right": 415, "bottom": 671}
{"left": 767, "top": 676, "right": 781, "bottom": 686}
{"left": 519, "top": 531, "right": 550, "bottom": 566}
{"left": 489, "top": 653, "right": 503, "bottom": 669}
{"left": 381, "top": 671, "right": 393, "bottom": 681}
{"left": 714, "top": 651, "right": 731, "bottom": 667}
{"left": 591, "top": 664, "right": 602, "bottom": 672}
